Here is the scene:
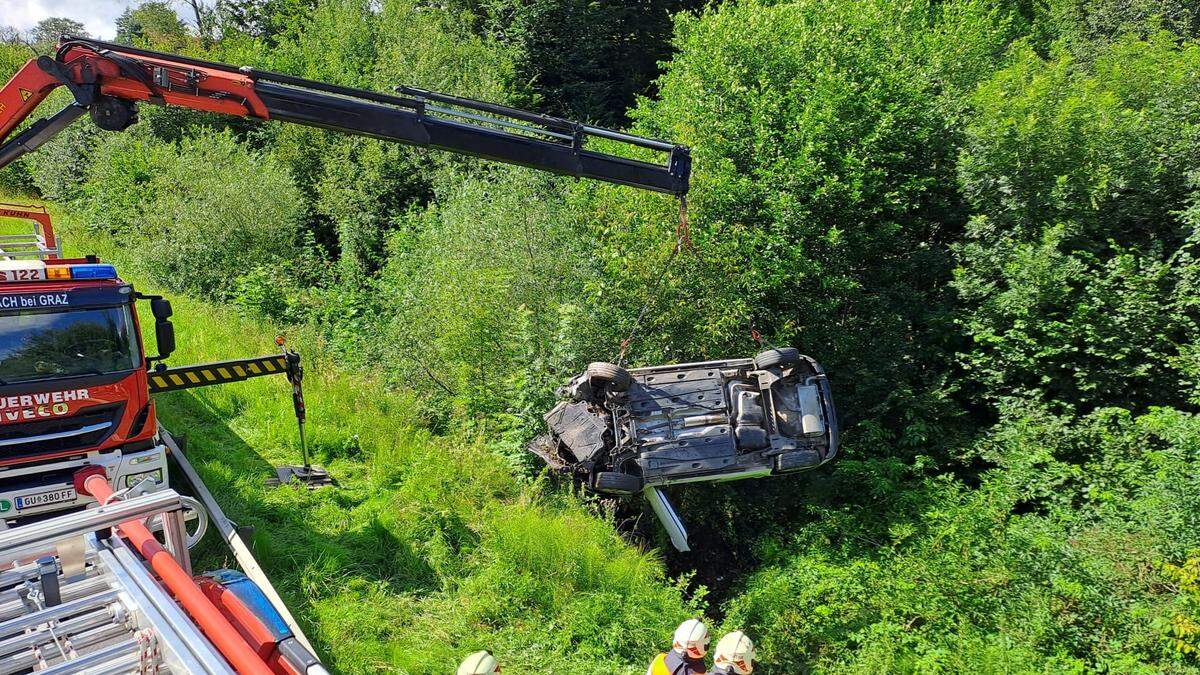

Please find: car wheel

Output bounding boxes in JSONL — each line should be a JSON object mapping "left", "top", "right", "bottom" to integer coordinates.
{"left": 592, "top": 471, "right": 643, "bottom": 495}
{"left": 754, "top": 347, "right": 801, "bottom": 370}
{"left": 586, "top": 362, "right": 632, "bottom": 393}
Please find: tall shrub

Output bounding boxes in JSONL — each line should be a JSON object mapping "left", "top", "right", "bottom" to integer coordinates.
{"left": 955, "top": 33, "right": 1200, "bottom": 411}
{"left": 599, "top": 0, "right": 1017, "bottom": 451}
{"left": 76, "top": 131, "right": 306, "bottom": 299}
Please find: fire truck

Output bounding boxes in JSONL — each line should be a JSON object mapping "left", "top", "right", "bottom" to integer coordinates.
{"left": 0, "top": 203, "right": 173, "bottom": 520}
{"left": 0, "top": 202, "right": 315, "bottom": 522}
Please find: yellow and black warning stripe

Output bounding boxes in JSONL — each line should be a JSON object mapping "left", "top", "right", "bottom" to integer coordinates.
{"left": 148, "top": 354, "right": 291, "bottom": 394}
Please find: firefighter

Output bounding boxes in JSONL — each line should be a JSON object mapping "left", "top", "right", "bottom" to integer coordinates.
{"left": 708, "top": 631, "right": 756, "bottom": 675}
{"left": 647, "top": 619, "right": 709, "bottom": 675}
{"left": 457, "top": 650, "right": 500, "bottom": 675}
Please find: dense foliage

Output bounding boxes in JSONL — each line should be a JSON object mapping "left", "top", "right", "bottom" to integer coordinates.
{"left": 4, "top": 0, "right": 1200, "bottom": 670}
{"left": 956, "top": 33, "right": 1200, "bottom": 413}
{"left": 440, "top": 0, "right": 709, "bottom": 125}
{"left": 57, "top": 238, "right": 699, "bottom": 674}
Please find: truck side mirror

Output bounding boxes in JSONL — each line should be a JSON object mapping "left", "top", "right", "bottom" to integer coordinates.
{"left": 144, "top": 297, "right": 175, "bottom": 362}
{"left": 150, "top": 297, "right": 173, "bottom": 320}
{"left": 155, "top": 320, "right": 176, "bottom": 360}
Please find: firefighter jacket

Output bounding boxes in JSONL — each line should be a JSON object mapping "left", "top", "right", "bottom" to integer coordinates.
{"left": 647, "top": 650, "right": 706, "bottom": 675}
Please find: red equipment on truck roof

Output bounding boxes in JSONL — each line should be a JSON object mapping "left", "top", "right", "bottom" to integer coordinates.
{"left": 0, "top": 202, "right": 57, "bottom": 258}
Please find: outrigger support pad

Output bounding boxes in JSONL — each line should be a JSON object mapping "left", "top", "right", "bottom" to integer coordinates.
{"left": 269, "top": 464, "right": 333, "bottom": 488}
{"left": 267, "top": 337, "right": 334, "bottom": 489}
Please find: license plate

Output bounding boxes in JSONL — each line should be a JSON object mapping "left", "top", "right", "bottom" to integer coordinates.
{"left": 15, "top": 488, "right": 77, "bottom": 511}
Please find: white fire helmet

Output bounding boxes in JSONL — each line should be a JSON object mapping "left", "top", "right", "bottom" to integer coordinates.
{"left": 713, "top": 631, "right": 757, "bottom": 674}
{"left": 672, "top": 619, "right": 710, "bottom": 659}
{"left": 457, "top": 651, "right": 500, "bottom": 675}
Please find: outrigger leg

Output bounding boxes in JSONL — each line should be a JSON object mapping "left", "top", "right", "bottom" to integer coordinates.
{"left": 268, "top": 337, "right": 333, "bottom": 488}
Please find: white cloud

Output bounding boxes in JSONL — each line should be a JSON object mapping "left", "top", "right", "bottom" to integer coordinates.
{"left": 1, "top": 0, "right": 150, "bottom": 40}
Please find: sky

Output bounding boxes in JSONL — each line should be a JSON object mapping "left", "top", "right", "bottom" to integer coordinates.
{"left": 2, "top": 0, "right": 149, "bottom": 39}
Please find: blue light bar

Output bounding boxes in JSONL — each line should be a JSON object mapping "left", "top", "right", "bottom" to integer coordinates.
{"left": 69, "top": 264, "right": 117, "bottom": 280}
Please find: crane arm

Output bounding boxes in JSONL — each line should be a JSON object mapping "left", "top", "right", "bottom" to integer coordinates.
{"left": 0, "top": 38, "right": 690, "bottom": 195}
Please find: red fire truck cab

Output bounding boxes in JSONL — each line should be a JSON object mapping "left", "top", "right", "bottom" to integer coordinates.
{"left": 0, "top": 212, "right": 175, "bottom": 522}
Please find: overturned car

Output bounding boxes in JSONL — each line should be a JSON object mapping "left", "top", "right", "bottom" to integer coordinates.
{"left": 531, "top": 347, "right": 837, "bottom": 550}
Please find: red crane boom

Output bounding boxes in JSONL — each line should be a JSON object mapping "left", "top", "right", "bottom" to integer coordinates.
{"left": 0, "top": 38, "right": 690, "bottom": 195}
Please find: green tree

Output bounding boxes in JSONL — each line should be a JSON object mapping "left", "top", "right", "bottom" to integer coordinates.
{"left": 954, "top": 33, "right": 1200, "bottom": 412}
{"left": 615, "top": 0, "right": 1017, "bottom": 452}
{"left": 30, "top": 17, "right": 87, "bottom": 46}
{"left": 263, "top": 0, "right": 519, "bottom": 271}
{"left": 1164, "top": 553, "right": 1200, "bottom": 660}
{"left": 443, "top": 0, "right": 709, "bottom": 125}
{"left": 76, "top": 131, "right": 306, "bottom": 299}
{"left": 1032, "top": 0, "right": 1199, "bottom": 58}
{"left": 115, "top": 2, "right": 190, "bottom": 50}
{"left": 215, "top": 0, "right": 320, "bottom": 41}
{"left": 179, "top": 0, "right": 218, "bottom": 46}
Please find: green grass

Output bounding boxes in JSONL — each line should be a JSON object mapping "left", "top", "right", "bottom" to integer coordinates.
{"left": 2, "top": 200, "right": 698, "bottom": 673}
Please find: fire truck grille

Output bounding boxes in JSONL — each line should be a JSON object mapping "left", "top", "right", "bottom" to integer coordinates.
{"left": 0, "top": 403, "right": 124, "bottom": 463}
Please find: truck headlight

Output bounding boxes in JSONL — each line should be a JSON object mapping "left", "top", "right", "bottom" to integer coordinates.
{"left": 125, "top": 469, "right": 163, "bottom": 488}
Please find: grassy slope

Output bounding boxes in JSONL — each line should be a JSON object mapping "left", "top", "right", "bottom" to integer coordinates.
{"left": 3, "top": 201, "right": 696, "bottom": 673}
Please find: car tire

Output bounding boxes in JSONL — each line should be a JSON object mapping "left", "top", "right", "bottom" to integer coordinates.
{"left": 585, "top": 362, "right": 632, "bottom": 393}
{"left": 754, "top": 347, "right": 801, "bottom": 370}
{"left": 592, "top": 471, "right": 643, "bottom": 495}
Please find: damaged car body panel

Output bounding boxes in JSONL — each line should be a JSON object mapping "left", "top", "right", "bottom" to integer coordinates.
{"left": 532, "top": 348, "right": 837, "bottom": 551}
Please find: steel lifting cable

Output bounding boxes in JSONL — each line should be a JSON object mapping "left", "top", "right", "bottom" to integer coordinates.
{"left": 613, "top": 195, "right": 694, "bottom": 366}
{"left": 749, "top": 326, "right": 779, "bottom": 350}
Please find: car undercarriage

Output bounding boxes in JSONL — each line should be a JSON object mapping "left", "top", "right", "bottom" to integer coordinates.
{"left": 531, "top": 347, "right": 837, "bottom": 550}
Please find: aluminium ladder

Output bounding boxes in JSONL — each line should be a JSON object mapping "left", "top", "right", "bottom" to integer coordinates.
{"left": 0, "top": 489, "right": 234, "bottom": 674}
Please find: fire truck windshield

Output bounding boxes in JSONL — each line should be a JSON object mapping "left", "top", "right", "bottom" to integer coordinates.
{"left": 0, "top": 305, "right": 139, "bottom": 385}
